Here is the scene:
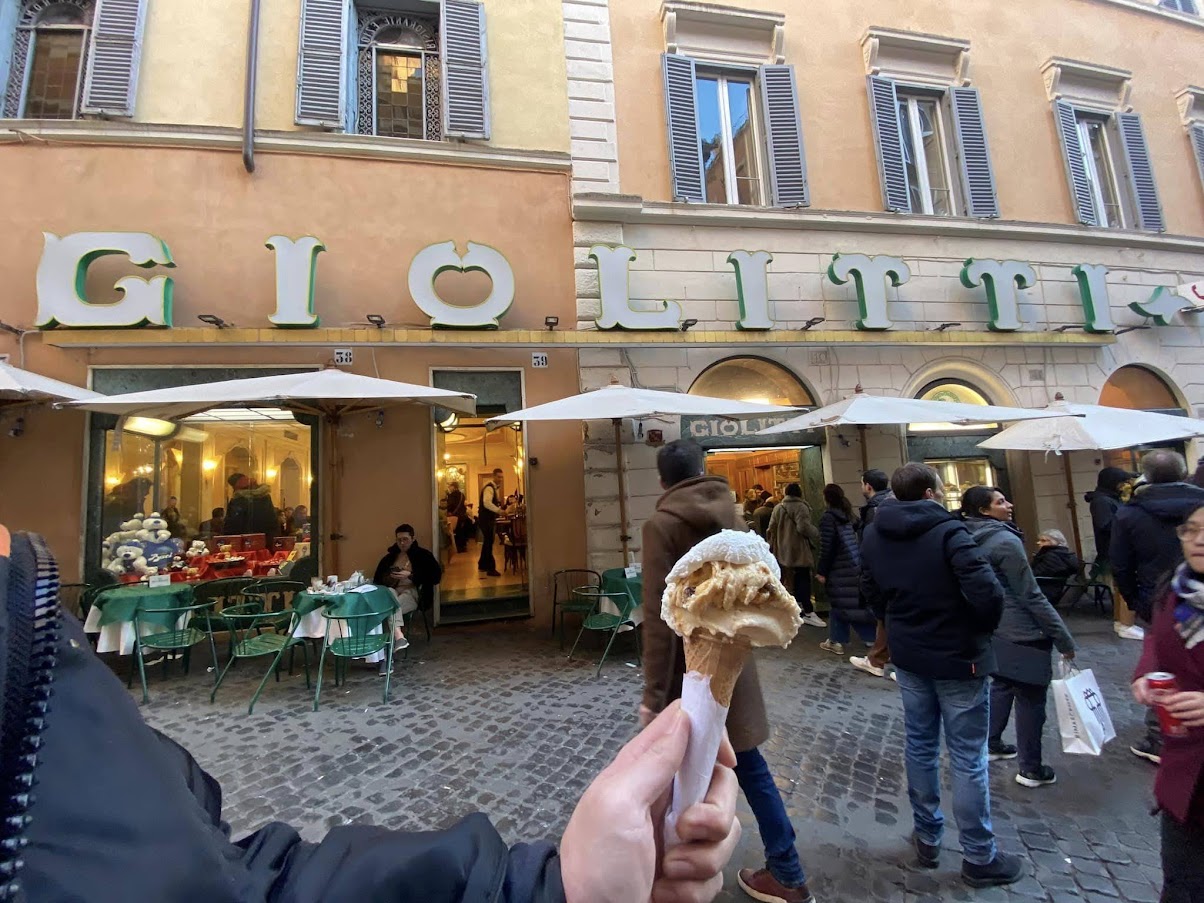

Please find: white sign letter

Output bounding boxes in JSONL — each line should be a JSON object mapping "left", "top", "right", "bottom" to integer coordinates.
{"left": 960, "top": 259, "right": 1036, "bottom": 332}
{"left": 592, "top": 245, "right": 683, "bottom": 330}
{"left": 267, "top": 235, "right": 325, "bottom": 327}
{"left": 35, "top": 232, "right": 175, "bottom": 328}
{"left": 1071, "top": 264, "right": 1116, "bottom": 334}
{"left": 728, "top": 250, "right": 774, "bottom": 330}
{"left": 408, "top": 241, "right": 515, "bottom": 328}
{"left": 826, "top": 253, "right": 909, "bottom": 331}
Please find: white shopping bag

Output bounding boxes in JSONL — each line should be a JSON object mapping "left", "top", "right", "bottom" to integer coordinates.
{"left": 1052, "top": 663, "right": 1116, "bottom": 756}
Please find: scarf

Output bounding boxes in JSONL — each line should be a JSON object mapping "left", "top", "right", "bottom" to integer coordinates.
{"left": 1170, "top": 562, "right": 1204, "bottom": 650}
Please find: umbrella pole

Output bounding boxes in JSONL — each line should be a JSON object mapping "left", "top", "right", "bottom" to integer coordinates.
{"left": 1062, "top": 452, "right": 1084, "bottom": 560}
{"left": 326, "top": 416, "right": 342, "bottom": 576}
{"left": 613, "top": 418, "right": 631, "bottom": 565}
{"left": 857, "top": 424, "right": 869, "bottom": 473}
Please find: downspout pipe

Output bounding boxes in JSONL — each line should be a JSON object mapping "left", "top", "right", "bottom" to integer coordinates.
{"left": 242, "top": 0, "right": 261, "bottom": 173}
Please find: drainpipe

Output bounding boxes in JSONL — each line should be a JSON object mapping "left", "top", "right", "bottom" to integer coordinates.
{"left": 242, "top": 0, "right": 261, "bottom": 173}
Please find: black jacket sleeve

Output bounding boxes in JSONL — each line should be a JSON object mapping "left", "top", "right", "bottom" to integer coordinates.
{"left": 816, "top": 512, "right": 837, "bottom": 579}
{"left": 859, "top": 530, "right": 887, "bottom": 622}
{"left": 372, "top": 550, "right": 396, "bottom": 586}
{"left": 1110, "top": 508, "right": 1139, "bottom": 605}
{"left": 944, "top": 524, "right": 1005, "bottom": 633}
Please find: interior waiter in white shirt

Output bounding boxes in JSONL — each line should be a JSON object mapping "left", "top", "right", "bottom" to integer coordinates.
{"left": 477, "top": 468, "right": 504, "bottom": 577}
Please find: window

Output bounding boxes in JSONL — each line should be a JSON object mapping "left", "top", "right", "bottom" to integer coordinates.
{"left": 1075, "top": 115, "right": 1126, "bottom": 228}
{"left": 910, "top": 380, "right": 997, "bottom": 432}
{"left": 697, "top": 70, "right": 763, "bottom": 205}
{"left": 3, "top": 0, "right": 93, "bottom": 120}
{"left": 296, "top": 0, "right": 490, "bottom": 141}
{"left": 1160, "top": 0, "right": 1198, "bottom": 13}
{"left": 897, "top": 92, "right": 958, "bottom": 216}
{"left": 689, "top": 356, "right": 814, "bottom": 407}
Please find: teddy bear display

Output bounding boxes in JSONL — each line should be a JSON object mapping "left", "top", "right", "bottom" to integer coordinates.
{"left": 101, "top": 512, "right": 186, "bottom": 578}
{"left": 108, "top": 543, "right": 153, "bottom": 578}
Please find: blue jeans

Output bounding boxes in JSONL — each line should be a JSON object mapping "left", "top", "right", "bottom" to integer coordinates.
{"left": 895, "top": 668, "right": 997, "bottom": 865}
{"left": 734, "top": 748, "right": 807, "bottom": 887}
{"left": 829, "top": 613, "right": 877, "bottom": 645}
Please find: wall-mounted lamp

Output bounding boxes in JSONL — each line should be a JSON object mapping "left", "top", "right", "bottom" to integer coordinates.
{"left": 680, "top": 318, "right": 699, "bottom": 332}
{"left": 932, "top": 322, "right": 961, "bottom": 332}
{"left": 202, "top": 458, "right": 217, "bottom": 473}
{"left": 365, "top": 313, "right": 386, "bottom": 328}
{"left": 197, "top": 313, "right": 231, "bottom": 328}
{"left": 801, "top": 316, "right": 826, "bottom": 331}
{"left": 1114, "top": 324, "right": 1152, "bottom": 335}
{"left": 544, "top": 316, "right": 559, "bottom": 330}
{"left": 437, "top": 412, "right": 459, "bottom": 432}
{"left": 1052, "top": 324, "right": 1081, "bottom": 332}
{"left": 265, "top": 467, "right": 278, "bottom": 480}
{"left": 375, "top": 409, "right": 385, "bottom": 428}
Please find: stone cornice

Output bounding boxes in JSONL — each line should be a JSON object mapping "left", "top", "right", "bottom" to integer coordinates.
{"left": 0, "top": 120, "right": 573, "bottom": 173}
{"left": 571, "top": 195, "right": 1204, "bottom": 254}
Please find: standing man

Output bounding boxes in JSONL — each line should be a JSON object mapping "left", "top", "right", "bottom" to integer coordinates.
{"left": 1112, "top": 450, "right": 1204, "bottom": 765}
{"left": 1085, "top": 466, "right": 1137, "bottom": 636}
{"left": 477, "top": 468, "right": 504, "bottom": 577}
{"left": 851, "top": 469, "right": 895, "bottom": 679}
{"left": 642, "top": 439, "right": 815, "bottom": 903}
{"left": 860, "top": 463, "right": 1020, "bottom": 888}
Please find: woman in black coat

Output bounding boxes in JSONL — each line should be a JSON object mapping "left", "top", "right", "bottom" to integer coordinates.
{"left": 816, "top": 484, "right": 875, "bottom": 655}
{"left": 1031, "top": 528, "right": 1081, "bottom": 605}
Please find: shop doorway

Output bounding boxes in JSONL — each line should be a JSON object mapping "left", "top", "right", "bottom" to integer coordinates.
{"left": 431, "top": 370, "right": 529, "bottom": 623}
{"left": 706, "top": 446, "right": 826, "bottom": 530}
{"left": 1099, "top": 365, "right": 1189, "bottom": 470}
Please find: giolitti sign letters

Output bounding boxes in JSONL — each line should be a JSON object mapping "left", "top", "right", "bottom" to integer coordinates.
{"left": 31, "top": 232, "right": 1190, "bottom": 332}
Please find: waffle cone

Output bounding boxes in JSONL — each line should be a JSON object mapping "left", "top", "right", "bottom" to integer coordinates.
{"left": 684, "top": 630, "right": 751, "bottom": 706}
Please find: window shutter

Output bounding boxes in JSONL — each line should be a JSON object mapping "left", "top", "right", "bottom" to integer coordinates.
{"left": 866, "top": 76, "right": 910, "bottom": 213}
{"left": 758, "top": 65, "right": 809, "bottom": 207}
{"left": 1116, "top": 112, "right": 1165, "bottom": 232}
{"left": 295, "top": 0, "right": 347, "bottom": 128}
{"left": 441, "top": 0, "right": 490, "bottom": 139}
{"left": 1191, "top": 124, "right": 1204, "bottom": 195}
{"left": 1053, "top": 100, "right": 1098, "bottom": 226}
{"left": 948, "top": 86, "right": 999, "bottom": 218}
{"left": 80, "top": 0, "right": 148, "bottom": 117}
{"left": 662, "top": 53, "right": 704, "bottom": 203}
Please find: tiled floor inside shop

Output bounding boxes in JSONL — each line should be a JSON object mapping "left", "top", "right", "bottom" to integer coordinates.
{"left": 126, "top": 608, "right": 1164, "bottom": 903}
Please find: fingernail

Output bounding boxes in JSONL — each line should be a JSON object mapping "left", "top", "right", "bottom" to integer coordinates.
{"left": 662, "top": 857, "right": 691, "bottom": 879}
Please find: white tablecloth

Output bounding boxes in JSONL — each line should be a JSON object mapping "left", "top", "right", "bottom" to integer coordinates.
{"left": 83, "top": 605, "right": 185, "bottom": 656}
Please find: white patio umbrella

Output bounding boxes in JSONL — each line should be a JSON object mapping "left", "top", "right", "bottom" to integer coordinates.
{"left": 979, "top": 394, "right": 1204, "bottom": 556}
{"left": 485, "top": 382, "right": 800, "bottom": 561}
{"left": 68, "top": 366, "right": 477, "bottom": 572}
{"left": 756, "top": 386, "right": 1062, "bottom": 470}
{"left": 0, "top": 360, "right": 99, "bottom": 409}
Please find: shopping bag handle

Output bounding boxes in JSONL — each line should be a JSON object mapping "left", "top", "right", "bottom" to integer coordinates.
{"left": 1055, "top": 657, "right": 1080, "bottom": 680}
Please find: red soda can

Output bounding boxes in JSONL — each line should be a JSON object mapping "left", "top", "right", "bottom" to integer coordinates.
{"left": 1147, "top": 672, "right": 1189, "bottom": 738}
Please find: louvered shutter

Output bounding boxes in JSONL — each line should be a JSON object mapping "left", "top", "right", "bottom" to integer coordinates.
{"left": 1191, "top": 124, "right": 1204, "bottom": 195}
{"left": 1116, "top": 112, "right": 1165, "bottom": 232}
{"left": 80, "top": 0, "right": 147, "bottom": 116}
{"left": 866, "top": 76, "right": 910, "bottom": 213}
{"left": 442, "top": 0, "right": 490, "bottom": 139}
{"left": 295, "top": 0, "right": 346, "bottom": 127}
{"left": 758, "top": 65, "right": 808, "bottom": 207}
{"left": 1053, "top": 100, "right": 1098, "bottom": 226}
{"left": 662, "top": 53, "right": 704, "bottom": 203}
{"left": 948, "top": 86, "right": 999, "bottom": 218}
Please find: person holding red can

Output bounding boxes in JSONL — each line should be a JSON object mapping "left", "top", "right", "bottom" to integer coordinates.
{"left": 1132, "top": 501, "right": 1204, "bottom": 901}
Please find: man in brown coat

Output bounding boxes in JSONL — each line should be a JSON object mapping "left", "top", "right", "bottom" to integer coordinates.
{"left": 641, "top": 439, "right": 815, "bottom": 903}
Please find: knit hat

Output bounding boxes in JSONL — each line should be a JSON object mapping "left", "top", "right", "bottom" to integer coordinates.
{"left": 1096, "top": 466, "right": 1137, "bottom": 493}
{"left": 227, "top": 473, "right": 250, "bottom": 491}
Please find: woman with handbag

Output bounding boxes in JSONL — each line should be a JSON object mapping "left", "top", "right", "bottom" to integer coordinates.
{"left": 961, "top": 487, "right": 1076, "bottom": 788}
{"left": 1131, "top": 502, "right": 1204, "bottom": 901}
{"left": 816, "top": 484, "right": 875, "bottom": 656}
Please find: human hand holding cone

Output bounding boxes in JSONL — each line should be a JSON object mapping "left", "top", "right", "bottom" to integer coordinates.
{"left": 660, "top": 530, "right": 801, "bottom": 845}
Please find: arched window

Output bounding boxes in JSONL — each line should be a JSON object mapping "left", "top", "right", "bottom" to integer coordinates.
{"left": 688, "top": 357, "right": 814, "bottom": 406}
{"left": 3, "top": 0, "right": 94, "bottom": 120}
{"left": 910, "top": 379, "right": 997, "bottom": 433}
{"left": 1100, "top": 365, "right": 1184, "bottom": 414}
{"left": 355, "top": 9, "right": 441, "bottom": 140}
{"left": 223, "top": 446, "right": 256, "bottom": 489}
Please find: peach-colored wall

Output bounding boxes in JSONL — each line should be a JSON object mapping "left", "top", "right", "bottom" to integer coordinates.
{"left": 610, "top": 0, "right": 1204, "bottom": 236}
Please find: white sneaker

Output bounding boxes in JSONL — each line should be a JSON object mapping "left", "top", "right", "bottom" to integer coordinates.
{"left": 1115, "top": 624, "right": 1144, "bottom": 641}
{"left": 801, "top": 612, "right": 826, "bottom": 628}
{"left": 850, "top": 655, "right": 885, "bottom": 678}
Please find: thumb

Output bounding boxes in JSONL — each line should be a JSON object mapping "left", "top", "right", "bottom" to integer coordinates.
{"left": 606, "top": 702, "right": 690, "bottom": 806}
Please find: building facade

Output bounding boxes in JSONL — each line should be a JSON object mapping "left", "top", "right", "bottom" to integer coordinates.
{"left": 0, "top": 0, "right": 1202, "bottom": 624}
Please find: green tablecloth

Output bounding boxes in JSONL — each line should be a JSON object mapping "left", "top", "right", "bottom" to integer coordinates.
{"left": 295, "top": 586, "right": 397, "bottom": 620}
{"left": 96, "top": 583, "right": 195, "bottom": 629}
{"left": 601, "top": 568, "right": 642, "bottom": 609}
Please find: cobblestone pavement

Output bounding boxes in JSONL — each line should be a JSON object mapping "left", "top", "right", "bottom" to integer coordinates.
{"left": 134, "top": 610, "right": 1162, "bottom": 902}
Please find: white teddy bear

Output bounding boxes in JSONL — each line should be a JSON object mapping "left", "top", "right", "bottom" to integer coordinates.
{"left": 186, "top": 540, "right": 208, "bottom": 560}
{"left": 138, "top": 513, "right": 171, "bottom": 543}
{"left": 110, "top": 543, "right": 151, "bottom": 577}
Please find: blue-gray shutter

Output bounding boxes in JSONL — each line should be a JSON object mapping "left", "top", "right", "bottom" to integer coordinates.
{"left": 948, "top": 86, "right": 999, "bottom": 218}
{"left": 758, "top": 64, "right": 808, "bottom": 207}
{"left": 80, "top": 0, "right": 148, "bottom": 116}
{"left": 1116, "top": 112, "right": 1165, "bottom": 232}
{"left": 1053, "top": 100, "right": 1098, "bottom": 226}
{"left": 295, "top": 0, "right": 346, "bottom": 128}
{"left": 1191, "top": 124, "right": 1204, "bottom": 195}
{"left": 867, "top": 76, "right": 910, "bottom": 213}
{"left": 441, "top": 0, "right": 490, "bottom": 139}
{"left": 662, "top": 53, "right": 704, "bottom": 203}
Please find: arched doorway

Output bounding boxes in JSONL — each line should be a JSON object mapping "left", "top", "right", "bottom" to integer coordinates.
{"left": 689, "top": 356, "right": 815, "bottom": 407}
{"left": 279, "top": 456, "right": 302, "bottom": 509}
{"left": 908, "top": 379, "right": 1011, "bottom": 512}
{"left": 1100, "top": 365, "right": 1189, "bottom": 470}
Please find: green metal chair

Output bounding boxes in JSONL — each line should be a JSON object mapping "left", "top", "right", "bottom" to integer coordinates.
{"left": 282, "top": 556, "right": 318, "bottom": 584}
{"left": 551, "top": 569, "right": 602, "bottom": 647}
{"left": 191, "top": 576, "right": 256, "bottom": 658}
{"left": 566, "top": 586, "right": 641, "bottom": 678}
{"left": 243, "top": 578, "right": 307, "bottom": 613}
{"left": 313, "top": 591, "right": 399, "bottom": 711}
{"left": 210, "top": 601, "right": 311, "bottom": 714}
{"left": 131, "top": 600, "right": 220, "bottom": 704}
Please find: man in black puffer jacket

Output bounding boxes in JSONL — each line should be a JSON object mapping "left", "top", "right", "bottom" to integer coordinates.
{"left": 860, "top": 464, "right": 1018, "bottom": 889}
{"left": 1112, "top": 449, "right": 1204, "bottom": 765}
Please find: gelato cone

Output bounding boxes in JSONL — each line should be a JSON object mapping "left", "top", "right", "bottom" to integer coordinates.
{"left": 684, "top": 629, "right": 751, "bottom": 706}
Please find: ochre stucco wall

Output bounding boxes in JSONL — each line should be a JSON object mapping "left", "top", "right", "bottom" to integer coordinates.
{"left": 135, "top": 0, "right": 570, "bottom": 153}
{"left": 608, "top": 0, "right": 1204, "bottom": 236}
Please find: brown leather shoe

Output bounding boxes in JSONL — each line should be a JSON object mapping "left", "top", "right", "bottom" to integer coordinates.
{"left": 737, "top": 868, "right": 815, "bottom": 903}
